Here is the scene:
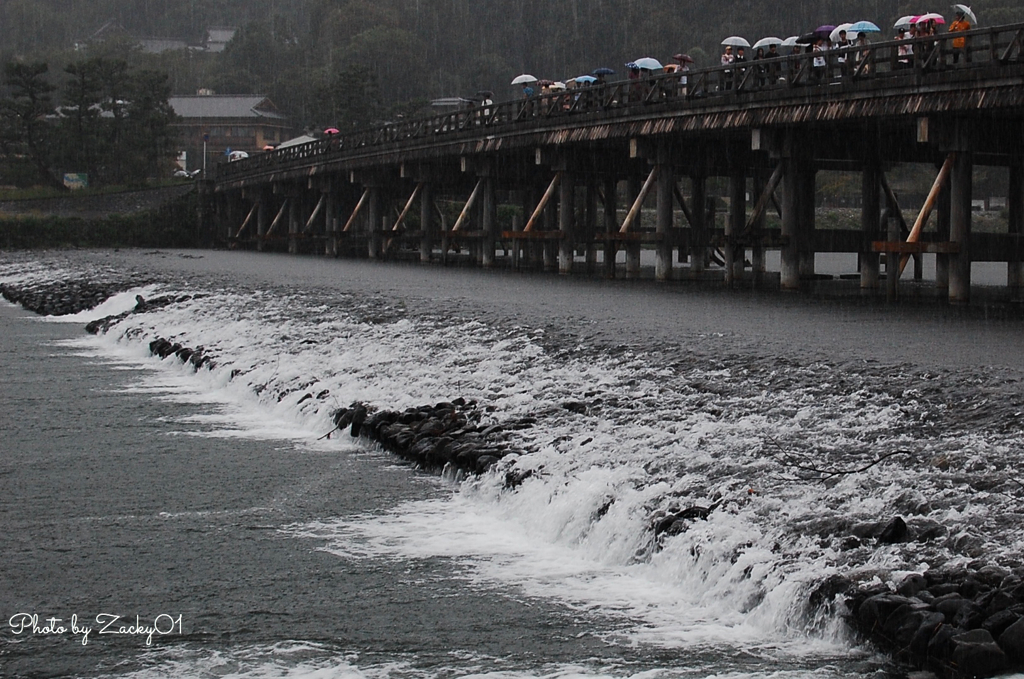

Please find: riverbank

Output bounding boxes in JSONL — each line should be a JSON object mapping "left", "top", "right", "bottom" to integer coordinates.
{"left": 0, "top": 185, "right": 197, "bottom": 249}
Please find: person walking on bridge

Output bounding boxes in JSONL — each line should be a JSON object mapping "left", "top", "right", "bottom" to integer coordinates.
{"left": 949, "top": 9, "right": 971, "bottom": 63}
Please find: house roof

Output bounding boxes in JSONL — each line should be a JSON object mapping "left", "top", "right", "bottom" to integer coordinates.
{"left": 168, "top": 95, "right": 288, "bottom": 121}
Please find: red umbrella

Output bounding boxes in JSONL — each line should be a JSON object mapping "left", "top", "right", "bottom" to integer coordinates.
{"left": 324, "top": 127, "right": 340, "bottom": 135}
{"left": 673, "top": 53, "right": 694, "bottom": 63}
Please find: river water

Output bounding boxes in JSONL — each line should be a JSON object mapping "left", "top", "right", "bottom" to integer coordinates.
{"left": 2, "top": 249, "right": 1024, "bottom": 679}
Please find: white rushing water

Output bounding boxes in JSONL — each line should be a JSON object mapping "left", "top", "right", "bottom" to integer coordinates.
{"left": 4, "top": 253, "right": 1024, "bottom": 678}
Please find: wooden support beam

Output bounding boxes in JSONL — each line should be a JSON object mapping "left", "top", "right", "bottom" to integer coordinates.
{"left": 879, "top": 173, "right": 909, "bottom": 234}
{"left": 898, "top": 153, "right": 954, "bottom": 276}
{"left": 452, "top": 179, "right": 483, "bottom": 232}
{"left": 619, "top": 165, "right": 658, "bottom": 233}
{"left": 742, "top": 163, "right": 783, "bottom": 234}
{"left": 302, "top": 194, "right": 326, "bottom": 233}
{"left": 524, "top": 172, "right": 561, "bottom": 232}
{"left": 672, "top": 184, "right": 695, "bottom": 227}
{"left": 264, "top": 199, "right": 289, "bottom": 237}
{"left": 384, "top": 182, "right": 423, "bottom": 252}
{"left": 501, "top": 230, "right": 564, "bottom": 240}
{"left": 392, "top": 183, "right": 423, "bottom": 232}
{"left": 234, "top": 202, "right": 258, "bottom": 239}
{"left": 342, "top": 189, "right": 369, "bottom": 232}
{"left": 873, "top": 241, "right": 960, "bottom": 254}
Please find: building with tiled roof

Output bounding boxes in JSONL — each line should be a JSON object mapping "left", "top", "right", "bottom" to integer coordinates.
{"left": 168, "top": 94, "right": 296, "bottom": 171}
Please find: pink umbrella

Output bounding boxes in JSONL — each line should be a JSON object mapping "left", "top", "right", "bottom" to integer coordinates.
{"left": 916, "top": 12, "right": 946, "bottom": 24}
{"left": 324, "top": 127, "right": 340, "bottom": 135}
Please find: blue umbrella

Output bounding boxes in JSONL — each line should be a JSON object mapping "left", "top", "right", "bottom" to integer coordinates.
{"left": 848, "top": 20, "right": 881, "bottom": 33}
{"left": 574, "top": 75, "right": 597, "bottom": 84}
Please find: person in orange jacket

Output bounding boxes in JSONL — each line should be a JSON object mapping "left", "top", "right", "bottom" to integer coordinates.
{"left": 949, "top": 9, "right": 971, "bottom": 64}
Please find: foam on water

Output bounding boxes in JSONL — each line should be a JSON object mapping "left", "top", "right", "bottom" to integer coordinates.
{"left": 5, "top": 255, "right": 1024, "bottom": 676}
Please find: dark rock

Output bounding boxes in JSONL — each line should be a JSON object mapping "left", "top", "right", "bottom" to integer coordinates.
{"left": 978, "top": 589, "right": 1016, "bottom": 615}
{"left": 953, "top": 602, "right": 987, "bottom": 630}
{"left": 960, "top": 577, "right": 987, "bottom": 599}
{"left": 981, "top": 609, "right": 1019, "bottom": 639}
{"left": 475, "top": 455, "right": 500, "bottom": 473}
{"left": 908, "top": 612, "right": 946, "bottom": 657}
{"left": 857, "top": 594, "right": 916, "bottom": 632}
{"left": 927, "top": 623, "right": 957, "bottom": 662}
{"left": 898, "top": 573, "right": 928, "bottom": 598}
{"left": 878, "top": 516, "right": 909, "bottom": 544}
{"left": 951, "top": 628, "right": 1007, "bottom": 677}
{"left": 997, "top": 617, "right": 1024, "bottom": 663}
{"left": 349, "top": 405, "right": 368, "bottom": 437}
{"left": 976, "top": 565, "right": 1010, "bottom": 586}
{"left": 882, "top": 603, "right": 937, "bottom": 647}
{"left": 809, "top": 575, "right": 852, "bottom": 611}
{"left": 561, "top": 401, "right": 588, "bottom": 414}
{"left": 930, "top": 583, "right": 962, "bottom": 596}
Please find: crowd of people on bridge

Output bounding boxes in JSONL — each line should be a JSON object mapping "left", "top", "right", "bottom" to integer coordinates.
{"left": 510, "top": 4, "right": 977, "bottom": 105}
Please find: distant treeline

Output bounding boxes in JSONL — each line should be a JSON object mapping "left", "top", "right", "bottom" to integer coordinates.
{"left": 2, "top": 0, "right": 1023, "bottom": 132}
{"left": 0, "top": 58, "right": 177, "bottom": 189}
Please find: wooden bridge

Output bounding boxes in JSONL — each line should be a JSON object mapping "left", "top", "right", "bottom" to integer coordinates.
{"left": 209, "top": 22, "right": 1024, "bottom": 302}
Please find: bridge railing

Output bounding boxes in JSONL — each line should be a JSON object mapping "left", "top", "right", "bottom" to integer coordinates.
{"left": 217, "top": 21, "right": 1024, "bottom": 182}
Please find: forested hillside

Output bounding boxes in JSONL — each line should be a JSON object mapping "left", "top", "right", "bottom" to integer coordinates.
{"left": 2, "top": 0, "right": 1023, "bottom": 130}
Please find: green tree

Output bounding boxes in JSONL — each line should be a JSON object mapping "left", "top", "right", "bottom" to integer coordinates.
{"left": 60, "top": 58, "right": 105, "bottom": 174}
{"left": 0, "top": 61, "right": 59, "bottom": 187}
{"left": 124, "top": 69, "right": 179, "bottom": 181}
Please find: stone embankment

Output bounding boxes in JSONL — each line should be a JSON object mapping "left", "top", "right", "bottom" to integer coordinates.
{"left": 0, "top": 278, "right": 137, "bottom": 316}
{"left": 838, "top": 565, "right": 1024, "bottom": 678}
{"left": 330, "top": 400, "right": 534, "bottom": 477}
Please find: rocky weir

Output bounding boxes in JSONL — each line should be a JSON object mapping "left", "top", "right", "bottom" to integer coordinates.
{"left": 5, "top": 275, "right": 1024, "bottom": 678}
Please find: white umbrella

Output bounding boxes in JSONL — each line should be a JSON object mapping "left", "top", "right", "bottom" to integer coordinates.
{"left": 894, "top": 15, "right": 918, "bottom": 28}
{"left": 510, "top": 74, "right": 537, "bottom": 85}
{"left": 830, "top": 23, "right": 854, "bottom": 43}
{"left": 633, "top": 57, "right": 663, "bottom": 70}
{"left": 721, "top": 36, "right": 751, "bottom": 47}
{"left": 752, "top": 36, "right": 783, "bottom": 49}
{"left": 781, "top": 36, "right": 800, "bottom": 47}
{"left": 952, "top": 4, "right": 978, "bottom": 24}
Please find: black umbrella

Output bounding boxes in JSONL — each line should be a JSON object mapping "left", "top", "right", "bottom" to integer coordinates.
{"left": 795, "top": 32, "right": 819, "bottom": 44}
{"left": 592, "top": 67, "right": 615, "bottom": 76}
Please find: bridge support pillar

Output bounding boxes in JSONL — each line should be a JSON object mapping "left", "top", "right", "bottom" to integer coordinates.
{"left": 420, "top": 182, "right": 434, "bottom": 263}
{"left": 726, "top": 167, "right": 745, "bottom": 285}
{"left": 1008, "top": 161, "right": 1023, "bottom": 291}
{"left": 558, "top": 170, "right": 576, "bottom": 274}
{"left": 366, "top": 186, "right": 382, "bottom": 260}
{"left": 655, "top": 151, "right": 674, "bottom": 281}
{"left": 690, "top": 174, "right": 707, "bottom": 275}
{"left": 288, "top": 196, "right": 300, "bottom": 255}
{"left": 781, "top": 153, "right": 800, "bottom": 290}
{"left": 603, "top": 178, "right": 618, "bottom": 277}
{"left": 481, "top": 173, "right": 497, "bottom": 267}
{"left": 751, "top": 168, "right": 767, "bottom": 278}
{"left": 949, "top": 148, "right": 973, "bottom": 303}
{"left": 860, "top": 162, "right": 881, "bottom": 289}
{"left": 935, "top": 171, "right": 951, "bottom": 291}
{"left": 543, "top": 186, "right": 558, "bottom": 272}
{"left": 324, "top": 189, "right": 336, "bottom": 256}
{"left": 256, "top": 192, "right": 269, "bottom": 252}
{"left": 625, "top": 176, "right": 642, "bottom": 279}
{"left": 585, "top": 178, "right": 599, "bottom": 273}
{"left": 799, "top": 164, "right": 816, "bottom": 278}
